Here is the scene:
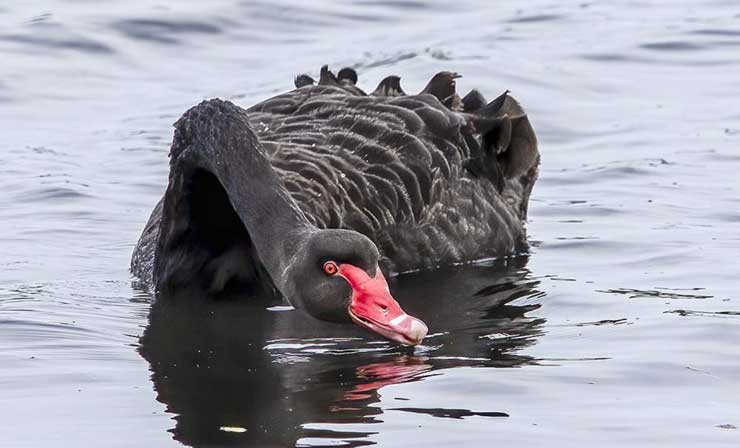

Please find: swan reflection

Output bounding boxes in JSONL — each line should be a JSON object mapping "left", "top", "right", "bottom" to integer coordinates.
{"left": 138, "top": 256, "right": 544, "bottom": 447}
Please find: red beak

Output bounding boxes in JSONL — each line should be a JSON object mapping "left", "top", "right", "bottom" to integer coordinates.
{"left": 338, "top": 264, "right": 428, "bottom": 346}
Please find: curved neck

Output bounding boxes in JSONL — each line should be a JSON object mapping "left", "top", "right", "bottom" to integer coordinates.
{"left": 155, "top": 99, "right": 313, "bottom": 291}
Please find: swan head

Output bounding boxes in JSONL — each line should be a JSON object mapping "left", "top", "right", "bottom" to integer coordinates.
{"left": 282, "top": 229, "right": 427, "bottom": 346}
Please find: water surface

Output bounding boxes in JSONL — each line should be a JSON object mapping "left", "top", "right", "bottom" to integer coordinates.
{"left": 1, "top": 1, "right": 739, "bottom": 446}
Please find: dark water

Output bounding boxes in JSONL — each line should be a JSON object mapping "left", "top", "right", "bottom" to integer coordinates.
{"left": 1, "top": 1, "right": 739, "bottom": 446}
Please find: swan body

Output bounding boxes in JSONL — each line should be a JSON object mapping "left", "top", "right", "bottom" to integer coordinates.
{"left": 131, "top": 66, "right": 539, "bottom": 344}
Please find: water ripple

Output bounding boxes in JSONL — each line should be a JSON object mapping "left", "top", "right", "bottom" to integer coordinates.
{"left": 640, "top": 41, "right": 707, "bottom": 51}
{"left": 0, "top": 33, "right": 114, "bottom": 54}
{"left": 507, "top": 13, "right": 563, "bottom": 24}
{"left": 112, "top": 18, "right": 223, "bottom": 44}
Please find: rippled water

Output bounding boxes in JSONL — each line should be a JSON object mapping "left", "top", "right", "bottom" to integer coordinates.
{"left": 1, "top": 1, "right": 739, "bottom": 446}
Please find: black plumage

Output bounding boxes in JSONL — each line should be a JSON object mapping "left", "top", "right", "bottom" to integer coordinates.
{"left": 131, "top": 67, "right": 539, "bottom": 295}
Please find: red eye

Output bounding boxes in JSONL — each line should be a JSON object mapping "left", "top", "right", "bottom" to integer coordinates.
{"left": 323, "top": 261, "right": 339, "bottom": 275}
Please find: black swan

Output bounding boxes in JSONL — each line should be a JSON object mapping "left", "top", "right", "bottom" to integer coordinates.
{"left": 131, "top": 66, "right": 540, "bottom": 345}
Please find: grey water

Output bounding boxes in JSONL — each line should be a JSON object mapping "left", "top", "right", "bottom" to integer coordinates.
{"left": 1, "top": 0, "right": 739, "bottom": 446}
